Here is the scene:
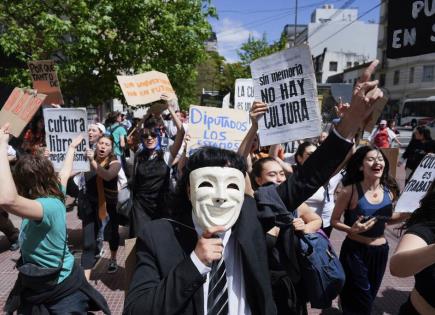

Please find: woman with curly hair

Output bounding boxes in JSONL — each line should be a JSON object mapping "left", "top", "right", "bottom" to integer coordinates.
{"left": 390, "top": 181, "right": 435, "bottom": 314}
{"left": 331, "top": 145, "right": 407, "bottom": 315}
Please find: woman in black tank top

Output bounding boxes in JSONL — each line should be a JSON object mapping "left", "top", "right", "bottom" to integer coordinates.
{"left": 391, "top": 181, "right": 435, "bottom": 315}
{"left": 331, "top": 146, "right": 406, "bottom": 315}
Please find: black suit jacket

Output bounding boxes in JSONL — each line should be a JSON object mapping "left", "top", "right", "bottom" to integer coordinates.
{"left": 123, "top": 196, "right": 276, "bottom": 315}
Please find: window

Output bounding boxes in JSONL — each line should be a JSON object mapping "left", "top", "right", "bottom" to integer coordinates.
{"left": 409, "top": 67, "right": 415, "bottom": 83}
{"left": 422, "top": 65, "right": 435, "bottom": 82}
{"left": 346, "top": 61, "right": 352, "bottom": 68}
{"left": 329, "top": 61, "right": 338, "bottom": 71}
{"left": 393, "top": 70, "right": 400, "bottom": 85}
{"left": 354, "top": 61, "right": 359, "bottom": 67}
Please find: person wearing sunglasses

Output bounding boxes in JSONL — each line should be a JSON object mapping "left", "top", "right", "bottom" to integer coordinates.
{"left": 129, "top": 95, "right": 185, "bottom": 237}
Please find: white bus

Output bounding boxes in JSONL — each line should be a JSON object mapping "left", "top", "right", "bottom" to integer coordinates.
{"left": 399, "top": 96, "right": 435, "bottom": 128}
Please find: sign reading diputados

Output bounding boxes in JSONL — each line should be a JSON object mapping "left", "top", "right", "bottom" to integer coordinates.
{"left": 235, "top": 79, "right": 255, "bottom": 112}
{"left": 395, "top": 154, "right": 435, "bottom": 213}
{"left": 43, "top": 108, "right": 89, "bottom": 172}
{"left": 250, "top": 45, "right": 321, "bottom": 146}
{"left": 187, "top": 105, "right": 249, "bottom": 155}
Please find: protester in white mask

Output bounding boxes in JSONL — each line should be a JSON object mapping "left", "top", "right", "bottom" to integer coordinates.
{"left": 124, "top": 60, "right": 386, "bottom": 315}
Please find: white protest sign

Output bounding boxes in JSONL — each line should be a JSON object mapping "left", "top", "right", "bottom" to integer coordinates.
{"left": 43, "top": 108, "right": 89, "bottom": 172}
{"left": 395, "top": 154, "right": 435, "bottom": 213}
{"left": 234, "top": 79, "right": 255, "bottom": 112}
{"left": 187, "top": 105, "right": 249, "bottom": 155}
{"left": 250, "top": 45, "right": 321, "bottom": 146}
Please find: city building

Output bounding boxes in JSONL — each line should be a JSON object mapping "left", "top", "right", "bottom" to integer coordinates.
{"left": 204, "top": 32, "right": 218, "bottom": 53}
{"left": 286, "top": 4, "right": 378, "bottom": 83}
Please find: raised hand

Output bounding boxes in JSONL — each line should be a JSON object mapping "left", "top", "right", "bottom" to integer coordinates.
{"left": 336, "top": 60, "right": 383, "bottom": 139}
{"left": 250, "top": 101, "right": 268, "bottom": 126}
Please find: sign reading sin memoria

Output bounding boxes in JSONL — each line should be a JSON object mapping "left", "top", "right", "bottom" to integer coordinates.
{"left": 387, "top": 1, "right": 435, "bottom": 59}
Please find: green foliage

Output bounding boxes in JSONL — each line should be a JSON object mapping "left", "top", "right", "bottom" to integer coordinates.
{"left": 238, "top": 32, "right": 286, "bottom": 68}
{"left": 0, "top": 0, "right": 214, "bottom": 109}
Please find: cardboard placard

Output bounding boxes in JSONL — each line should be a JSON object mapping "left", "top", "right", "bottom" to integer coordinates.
{"left": 117, "top": 71, "right": 176, "bottom": 106}
{"left": 0, "top": 88, "right": 46, "bottom": 137}
{"left": 43, "top": 108, "right": 89, "bottom": 172}
{"left": 187, "top": 105, "right": 250, "bottom": 155}
{"left": 250, "top": 45, "right": 322, "bottom": 146}
{"left": 395, "top": 154, "right": 435, "bottom": 213}
{"left": 28, "top": 60, "right": 64, "bottom": 105}
{"left": 234, "top": 79, "right": 255, "bottom": 112}
{"left": 380, "top": 147, "right": 399, "bottom": 179}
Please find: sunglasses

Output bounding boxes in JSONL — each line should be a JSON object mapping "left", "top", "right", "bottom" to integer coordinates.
{"left": 143, "top": 131, "right": 158, "bottom": 139}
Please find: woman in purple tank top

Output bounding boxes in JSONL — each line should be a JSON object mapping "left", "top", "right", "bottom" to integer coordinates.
{"left": 331, "top": 145, "right": 408, "bottom": 315}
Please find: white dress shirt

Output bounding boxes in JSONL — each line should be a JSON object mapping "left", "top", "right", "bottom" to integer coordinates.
{"left": 190, "top": 215, "right": 252, "bottom": 315}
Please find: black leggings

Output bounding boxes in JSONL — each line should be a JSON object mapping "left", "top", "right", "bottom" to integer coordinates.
{"left": 80, "top": 207, "right": 100, "bottom": 270}
{"left": 339, "top": 238, "right": 389, "bottom": 315}
{"left": 104, "top": 202, "right": 120, "bottom": 252}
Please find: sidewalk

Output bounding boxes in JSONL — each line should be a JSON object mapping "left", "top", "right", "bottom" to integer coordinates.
{"left": 0, "top": 165, "right": 414, "bottom": 314}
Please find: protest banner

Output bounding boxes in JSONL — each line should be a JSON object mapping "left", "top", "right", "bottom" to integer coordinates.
{"left": 187, "top": 105, "right": 249, "bottom": 155}
{"left": 0, "top": 88, "right": 46, "bottom": 137}
{"left": 395, "top": 154, "right": 435, "bottom": 213}
{"left": 117, "top": 71, "right": 176, "bottom": 106}
{"left": 380, "top": 147, "right": 399, "bottom": 179}
{"left": 28, "top": 60, "right": 64, "bottom": 105}
{"left": 43, "top": 108, "right": 89, "bottom": 172}
{"left": 235, "top": 79, "right": 255, "bottom": 112}
{"left": 250, "top": 45, "right": 322, "bottom": 146}
{"left": 387, "top": 1, "right": 435, "bottom": 59}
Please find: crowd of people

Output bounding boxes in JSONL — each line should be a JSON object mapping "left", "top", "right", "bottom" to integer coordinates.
{"left": 0, "top": 61, "right": 435, "bottom": 315}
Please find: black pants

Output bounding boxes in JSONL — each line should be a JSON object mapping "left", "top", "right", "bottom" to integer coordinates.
{"left": 0, "top": 208, "right": 18, "bottom": 244}
{"left": 80, "top": 207, "right": 101, "bottom": 270}
{"left": 339, "top": 238, "right": 389, "bottom": 315}
{"left": 104, "top": 202, "right": 120, "bottom": 252}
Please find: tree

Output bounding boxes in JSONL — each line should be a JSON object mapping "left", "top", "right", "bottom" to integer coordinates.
{"left": 0, "top": 0, "right": 216, "bottom": 109}
{"left": 238, "top": 32, "right": 286, "bottom": 68}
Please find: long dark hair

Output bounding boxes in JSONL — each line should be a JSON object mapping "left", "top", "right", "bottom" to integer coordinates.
{"left": 170, "top": 146, "right": 247, "bottom": 216}
{"left": 342, "top": 145, "right": 400, "bottom": 200}
{"left": 13, "top": 154, "right": 64, "bottom": 202}
{"left": 404, "top": 181, "right": 435, "bottom": 228}
{"left": 295, "top": 141, "right": 315, "bottom": 166}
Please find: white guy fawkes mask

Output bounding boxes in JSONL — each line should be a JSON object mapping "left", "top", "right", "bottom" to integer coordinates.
{"left": 189, "top": 167, "right": 245, "bottom": 231}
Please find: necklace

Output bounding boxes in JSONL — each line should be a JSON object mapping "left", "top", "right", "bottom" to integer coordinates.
{"left": 365, "top": 183, "right": 381, "bottom": 199}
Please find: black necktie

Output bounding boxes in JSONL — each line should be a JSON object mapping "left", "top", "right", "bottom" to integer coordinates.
{"left": 207, "top": 258, "right": 229, "bottom": 315}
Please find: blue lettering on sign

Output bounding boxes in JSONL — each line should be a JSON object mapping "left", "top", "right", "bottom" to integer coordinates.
{"left": 189, "top": 107, "right": 248, "bottom": 132}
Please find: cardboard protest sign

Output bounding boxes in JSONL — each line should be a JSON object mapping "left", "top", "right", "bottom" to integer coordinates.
{"left": 0, "top": 88, "right": 46, "bottom": 137}
{"left": 380, "top": 147, "right": 399, "bottom": 179}
{"left": 250, "top": 45, "right": 321, "bottom": 146}
{"left": 387, "top": 1, "right": 435, "bottom": 58}
{"left": 187, "top": 105, "right": 249, "bottom": 155}
{"left": 117, "top": 71, "right": 176, "bottom": 106}
{"left": 395, "top": 154, "right": 435, "bottom": 213}
{"left": 28, "top": 60, "right": 64, "bottom": 105}
{"left": 43, "top": 108, "right": 89, "bottom": 172}
{"left": 235, "top": 79, "right": 255, "bottom": 112}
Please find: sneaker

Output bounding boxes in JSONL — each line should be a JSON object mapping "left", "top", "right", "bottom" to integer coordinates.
{"left": 107, "top": 259, "right": 118, "bottom": 274}
{"left": 9, "top": 241, "right": 19, "bottom": 251}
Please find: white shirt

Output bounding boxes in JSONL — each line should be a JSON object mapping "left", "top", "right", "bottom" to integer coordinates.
{"left": 190, "top": 215, "right": 251, "bottom": 315}
{"left": 322, "top": 172, "right": 343, "bottom": 228}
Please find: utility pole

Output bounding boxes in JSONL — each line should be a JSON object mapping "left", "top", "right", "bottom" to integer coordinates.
{"left": 294, "top": 0, "right": 298, "bottom": 46}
